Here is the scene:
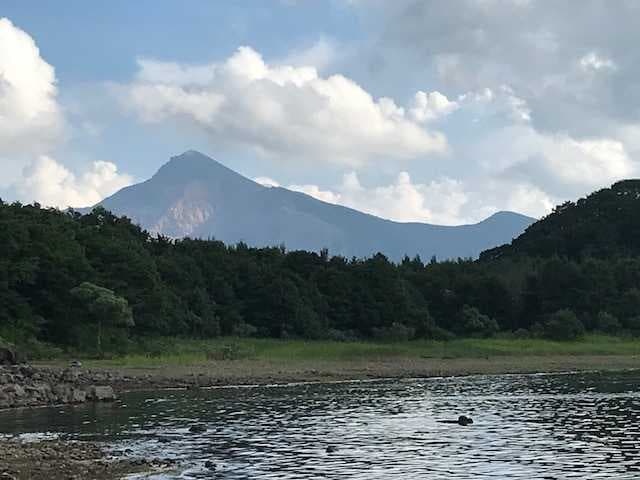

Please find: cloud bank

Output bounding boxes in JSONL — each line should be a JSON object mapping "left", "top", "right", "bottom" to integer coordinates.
{"left": 126, "top": 46, "right": 452, "bottom": 167}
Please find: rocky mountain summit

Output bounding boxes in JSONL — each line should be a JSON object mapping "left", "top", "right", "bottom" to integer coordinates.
{"left": 92, "top": 151, "right": 535, "bottom": 260}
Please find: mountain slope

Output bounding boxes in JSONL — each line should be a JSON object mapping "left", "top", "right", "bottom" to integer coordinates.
{"left": 93, "top": 151, "right": 535, "bottom": 260}
{"left": 481, "top": 179, "right": 640, "bottom": 261}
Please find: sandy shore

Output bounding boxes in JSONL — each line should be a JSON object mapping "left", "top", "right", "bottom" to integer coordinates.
{"left": 37, "top": 354, "right": 640, "bottom": 391}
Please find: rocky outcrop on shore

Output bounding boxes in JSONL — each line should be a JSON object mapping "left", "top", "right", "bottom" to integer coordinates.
{"left": 0, "top": 365, "right": 117, "bottom": 409}
{"left": 0, "top": 439, "right": 177, "bottom": 480}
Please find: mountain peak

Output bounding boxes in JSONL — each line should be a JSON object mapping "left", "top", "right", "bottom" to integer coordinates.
{"left": 154, "top": 150, "right": 257, "bottom": 188}
{"left": 165, "top": 150, "right": 223, "bottom": 168}
{"left": 95, "top": 152, "right": 535, "bottom": 260}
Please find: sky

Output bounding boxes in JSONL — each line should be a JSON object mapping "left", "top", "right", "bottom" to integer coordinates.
{"left": 1, "top": 0, "right": 639, "bottom": 225}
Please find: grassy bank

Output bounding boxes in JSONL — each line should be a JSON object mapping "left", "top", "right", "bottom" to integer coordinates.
{"left": 74, "top": 335, "right": 640, "bottom": 368}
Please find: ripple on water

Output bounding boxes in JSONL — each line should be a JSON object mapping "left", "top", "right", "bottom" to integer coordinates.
{"left": 1, "top": 372, "right": 640, "bottom": 479}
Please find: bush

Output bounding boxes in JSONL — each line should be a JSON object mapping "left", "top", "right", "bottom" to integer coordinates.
{"left": 232, "top": 322, "right": 258, "bottom": 338}
{"left": 513, "top": 328, "right": 530, "bottom": 339}
{"left": 543, "top": 309, "right": 585, "bottom": 341}
{"left": 622, "top": 316, "right": 640, "bottom": 336}
{"left": 596, "top": 311, "right": 621, "bottom": 335}
{"left": 421, "top": 325, "right": 455, "bottom": 341}
{"left": 372, "top": 322, "right": 416, "bottom": 341}
{"left": 325, "top": 329, "right": 361, "bottom": 342}
{"left": 458, "top": 305, "right": 499, "bottom": 338}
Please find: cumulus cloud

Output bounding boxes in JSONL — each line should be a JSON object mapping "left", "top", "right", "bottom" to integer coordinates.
{"left": 124, "top": 46, "right": 449, "bottom": 167}
{"left": 258, "top": 170, "right": 550, "bottom": 225}
{"left": 410, "top": 91, "right": 459, "bottom": 123}
{"left": 0, "top": 17, "right": 64, "bottom": 158}
{"left": 476, "top": 125, "right": 638, "bottom": 195}
{"left": 278, "top": 37, "right": 338, "bottom": 72}
{"left": 0, "top": 18, "right": 133, "bottom": 206}
{"left": 12, "top": 156, "right": 132, "bottom": 208}
{"left": 352, "top": 0, "right": 640, "bottom": 135}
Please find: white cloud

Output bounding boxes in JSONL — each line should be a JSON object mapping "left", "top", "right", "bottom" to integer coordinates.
{"left": 410, "top": 90, "right": 459, "bottom": 123}
{"left": 254, "top": 176, "right": 280, "bottom": 187}
{"left": 0, "top": 17, "right": 64, "bottom": 175}
{"left": 124, "top": 46, "right": 449, "bottom": 167}
{"left": 0, "top": 17, "right": 133, "bottom": 208}
{"left": 459, "top": 85, "right": 530, "bottom": 123}
{"left": 477, "top": 125, "right": 637, "bottom": 191}
{"left": 13, "top": 156, "right": 132, "bottom": 208}
{"left": 261, "top": 169, "right": 557, "bottom": 225}
{"left": 278, "top": 37, "right": 338, "bottom": 72}
{"left": 579, "top": 52, "right": 617, "bottom": 72}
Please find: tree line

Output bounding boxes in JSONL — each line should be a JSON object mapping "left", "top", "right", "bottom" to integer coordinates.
{"left": 1, "top": 179, "right": 640, "bottom": 353}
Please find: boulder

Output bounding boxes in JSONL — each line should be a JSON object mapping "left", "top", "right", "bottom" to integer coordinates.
{"left": 0, "top": 347, "right": 17, "bottom": 365}
{"left": 71, "top": 389, "right": 88, "bottom": 403}
{"left": 61, "top": 368, "right": 80, "bottom": 383}
{"left": 87, "top": 385, "right": 116, "bottom": 402}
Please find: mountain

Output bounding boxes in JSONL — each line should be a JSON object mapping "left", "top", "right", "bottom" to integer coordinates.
{"left": 481, "top": 179, "right": 640, "bottom": 261}
{"left": 91, "top": 151, "right": 535, "bottom": 260}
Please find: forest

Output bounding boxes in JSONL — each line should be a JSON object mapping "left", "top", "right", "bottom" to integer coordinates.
{"left": 2, "top": 179, "right": 640, "bottom": 354}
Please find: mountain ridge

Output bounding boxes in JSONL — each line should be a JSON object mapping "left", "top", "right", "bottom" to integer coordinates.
{"left": 92, "top": 150, "right": 536, "bottom": 260}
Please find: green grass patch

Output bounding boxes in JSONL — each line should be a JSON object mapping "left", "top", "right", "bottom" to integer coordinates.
{"left": 73, "top": 334, "right": 640, "bottom": 368}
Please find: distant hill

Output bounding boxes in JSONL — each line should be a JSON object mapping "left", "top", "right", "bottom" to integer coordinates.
{"left": 481, "top": 180, "right": 640, "bottom": 261}
{"left": 91, "top": 151, "right": 535, "bottom": 260}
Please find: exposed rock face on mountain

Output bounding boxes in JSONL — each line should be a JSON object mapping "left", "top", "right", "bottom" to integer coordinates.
{"left": 92, "top": 151, "right": 535, "bottom": 260}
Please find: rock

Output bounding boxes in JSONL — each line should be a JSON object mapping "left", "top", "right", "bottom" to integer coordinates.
{"left": 3, "top": 384, "right": 25, "bottom": 397}
{"left": 188, "top": 425, "right": 207, "bottom": 433}
{"left": 204, "top": 460, "right": 216, "bottom": 470}
{"left": 70, "top": 360, "right": 82, "bottom": 368}
{"left": 326, "top": 445, "right": 338, "bottom": 453}
{"left": 87, "top": 386, "right": 116, "bottom": 402}
{"left": 437, "top": 415, "right": 474, "bottom": 426}
{"left": 61, "top": 368, "right": 80, "bottom": 383}
{"left": 457, "top": 415, "right": 474, "bottom": 426}
{"left": 70, "top": 389, "right": 87, "bottom": 403}
{"left": 0, "top": 347, "right": 17, "bottom": 366}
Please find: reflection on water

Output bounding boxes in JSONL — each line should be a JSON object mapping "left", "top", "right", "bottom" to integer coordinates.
{"left": 2, "top": 372, "right": 640, "bottom": 479}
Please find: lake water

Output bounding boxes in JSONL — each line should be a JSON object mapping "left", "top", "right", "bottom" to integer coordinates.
{"left": 1, "top": 372, "right": 640, "bottom": 479}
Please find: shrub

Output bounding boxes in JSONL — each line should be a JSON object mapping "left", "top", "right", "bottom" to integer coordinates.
{"left": 543, "top": 309, "right": 585, "bottom": 341}
{"left": 232, "top": 322, "right": 258, "bottom": 338}
{"left": 596, "top": 311, "right": 621, "bottom": 335}
{"left": 513, "top": 328, "right": 530, "bottom": 339}
{"left": 326, "top": 329, "right": 360, "bottom": 342}
{"left": 458, "top": 305, "right": 499, "bottom": 338}
{"left": 372, "top": 322, "right": 416, "bottom": 341}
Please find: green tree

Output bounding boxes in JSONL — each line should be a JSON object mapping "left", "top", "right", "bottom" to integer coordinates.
{"left": 543, "top": 309, "right": 585, "bottom": 341}
{"left": 70, "top": 282, "right": 134, "bottom": 354}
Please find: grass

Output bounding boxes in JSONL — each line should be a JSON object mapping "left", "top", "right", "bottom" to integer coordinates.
{"left": 78, "top": 334, "right": 640, "bottom": 368}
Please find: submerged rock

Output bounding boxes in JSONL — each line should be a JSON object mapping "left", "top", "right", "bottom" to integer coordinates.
{"left": 188, "top": 425, "right": 207, "bottom": 433}
{"left": 437, "top": 415, "right": 474, "bottom": 426}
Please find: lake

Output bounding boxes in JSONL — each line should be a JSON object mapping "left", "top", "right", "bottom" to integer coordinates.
{"left": 1, "top": 372, "right": 640, "bottom": 479}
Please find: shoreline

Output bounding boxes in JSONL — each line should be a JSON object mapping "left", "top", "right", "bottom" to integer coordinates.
{"left": 0, "top": 438, "right": 177, "bottom": 480}
{"left": 36, "top": 353, "right": 640, "bottom": 392}
{"left": 2, "top": 355, "right": 639, "bottom": 479}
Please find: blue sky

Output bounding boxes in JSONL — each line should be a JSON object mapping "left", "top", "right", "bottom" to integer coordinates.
{"left": 2, "top": 1, "right": 639, "bottom": 224}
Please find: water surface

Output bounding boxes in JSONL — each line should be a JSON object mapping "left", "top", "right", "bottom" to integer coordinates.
{"left": 1, "top": 372, "right": 639, "bottom": 479}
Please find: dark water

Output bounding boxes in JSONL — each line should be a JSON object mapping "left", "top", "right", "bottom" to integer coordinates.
{"left": 2, "top": 372, "right": 640, "bottom": 479}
